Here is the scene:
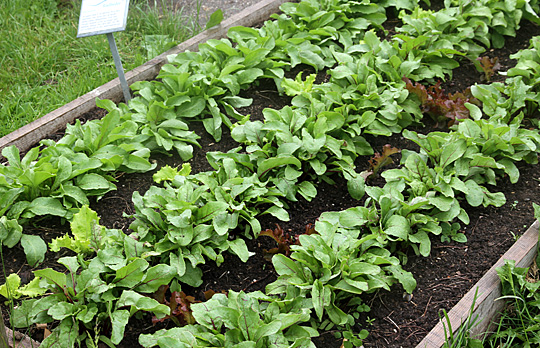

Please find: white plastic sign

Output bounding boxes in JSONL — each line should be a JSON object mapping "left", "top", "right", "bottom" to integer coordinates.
{"left": 77, "top": 0, "right": 130, "bottom": 38}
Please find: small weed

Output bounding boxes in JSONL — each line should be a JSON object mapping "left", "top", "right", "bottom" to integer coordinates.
{"left": 510, "top": 200, "right": 519, "bottom": 210}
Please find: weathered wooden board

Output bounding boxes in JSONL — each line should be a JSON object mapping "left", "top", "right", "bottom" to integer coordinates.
{"left": 0, "top": 0, "right": 289, "bottom": 155}
{"left": 416, "top": 219, "right": 539, "bottom": 348}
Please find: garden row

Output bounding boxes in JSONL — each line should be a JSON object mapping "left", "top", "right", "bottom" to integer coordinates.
{"left": 1, "top": 0, "right": 540, "bottom": 346}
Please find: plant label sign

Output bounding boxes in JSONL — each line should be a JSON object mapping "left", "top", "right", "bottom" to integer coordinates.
{"left": 77, "top": 0, "right": 129, "bottom": 38}
{"left": 77, "top": 0, "right": 132, "bottom": 102}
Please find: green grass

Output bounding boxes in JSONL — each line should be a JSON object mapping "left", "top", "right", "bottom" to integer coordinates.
{"left": 0, "top": 0, "right": 201, "bottom": 138}
{"left": 441, "top": 257, "right": 540, "bottom": 348}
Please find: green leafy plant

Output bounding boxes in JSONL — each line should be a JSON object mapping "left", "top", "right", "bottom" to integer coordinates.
{"left": 49, "top": 205, "right": 118, "bottom": 255}
{"left": 0, "top": 202, "right": 46, "bottom": 267}
{"left": 398, "top": 0, "right": 540, "bottom": 59}
{"left": 485, "top": 258, "right": 540, "bottom": 347}
{"left": 470, "top": 77, "right": 539, "bottom": 122}
{"left": 10, "top": 207, "right": 175, "bottom": 347}
{"left": 139, "top": 290, "right": 317, "bottom": 347}
{"left": 121, "top": 98, "right": 201, "bottom": 161}
{"left": 508, "top": 36, "right": 540, "bottom": 93}
{"left": 267, "top": 211, "right": 416, "bottom": 327}
{"left": 0, "top": 273, "right": 46, "bottom": 300}
{"left": 231, "top": 102, "right": 369, "bottom": 201}
{"left": 205, "top": 9, "right": 224, "bottom": 30}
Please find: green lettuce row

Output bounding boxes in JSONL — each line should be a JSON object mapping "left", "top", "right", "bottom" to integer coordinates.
{"left": 128, "top": 162, "right": 290, "bottom": 287}
{"left": 398, "top": 0, "right": 540, "bottom": 61}
{"left": 506, "top": 35, "right": 540, "bottom": 124}
{"left": 139, "top": 290, "right": 320, "bottom": 348}
{"left": 126, "top": 0, "right": 399, "bottom": 144}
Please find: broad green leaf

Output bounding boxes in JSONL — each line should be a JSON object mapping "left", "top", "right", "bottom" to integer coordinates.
{"left": 384, "top": 215, "right": 410, "bottom": 240}
{"left": 499, "top": 158, "right": 520, "bottom": 183}
{"left": 272, "top": 254, "right": 302, "bottom": 277}
{"left": 21, "top": 234, "right": 47, "bottom": 267}
{"left": 234, "top": 292, "right": 260, "bottom": 341}
{"left": 169, "top": 251, "right": 186, "bottom": 277}
{"left": 114, "top": 258, "right": 149, "bottom": 288}
{"left": 253, "top": 321, "right": 282, "bottom": 342}
{"left": 388, "top": 265, "right": 416, "bottom": 293}
{"left": 139, "top": 327, "right": 197, "bottom": 347}
{"left": 2, "top": 145, "right": 21, "bottom": 167}
{"left": 338, "top": 207, "right": 368, "bottom": 228}
{"left": 77, "top": 173, "right": 113, "bottom": 191}
{"left": 195, "top": 201, "right": 228, "bottom": 224}
{"left": 428, "top": 196, "right": 455, "bottom": 211}
{"left": 58, "top": 256, "right": 80, "bottom": 274}
{"left": 228, "top": 238, "right": 253, "bottom": 262}
{"left": 177, "top": 262, "right": 203, "bottom": 287}
{"left": 343, "top": 278, "right": 370, "bottom": 292}
{"left": 116, "top": 290, "right": 170, "bottom": 318}
{"left": 311, "top": 280, "right": 330, "bottom": 321}
{"left": 52, "top": 156, "right": 72, "bottom": 190}
{"left": 136, "top": 264, "right": 176, "bottom": 293}
{"left": 439, "top": 139, "right": 467, "bottom": 167}
{"left": 483, "top": 191, "right": 506, "bottom": 207}
{"left": 48, "top": 302, "right": 76, "bottom": 321}
{"left": 40, "top": 318, "right": 77, "bottom": 348}
{"left": 349, "top": 261, "right": 381, "bottom": 276}
{"left": 111, "top": 310, "right": 130, "bottom": 344}
{"left": 179, "top": 97, "right": 206, "bottom": 117}
{"left": 408, "top": 231, "right": 431, "bottom": 257}
{"left": 257, "top": 156, "right": 301, "bottom": 178}
{"left": 464, "top": 180, "right": 484, "bottom": 207}
{"left": 0, "top": 216, "right": 23, "bottom": 248}
{"left": 34, "top": 268, "right": 67, "bottom": 290}
{"left": 347, "top": 175, "right": 365, "bottom": 200}
{"left": 533, "top": 203, "right": 540, "bottom": 221}
{"left": 206, "top": 9, "right": 224, "bottom": 30}
{"left": 27, "top": 197, "right": 68, "bottom": 218}
{"left": 326, "top": 304, "right": 349, "bottom": 325}
{"left": 0, "top": 274, "right": 21, "bottom": 299}
{"left": 76, "top": 304, "right": 98, "bottom": 323}
{"left": 264, "top": 206, "right": 290, "bottom": 221}
{"left": 297, "top": 181, "right": 317, "bottom": 201}
{"left": 70, "top": 205, "right": 100, "bottom": 253}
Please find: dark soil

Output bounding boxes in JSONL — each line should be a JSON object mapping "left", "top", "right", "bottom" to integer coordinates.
{"left": 2, "top": 11, "right": 540, "bottom": 348}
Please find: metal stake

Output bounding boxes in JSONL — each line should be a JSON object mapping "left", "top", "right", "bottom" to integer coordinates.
{"left": 106, "top": 32, "right": 131, "bottom": 103}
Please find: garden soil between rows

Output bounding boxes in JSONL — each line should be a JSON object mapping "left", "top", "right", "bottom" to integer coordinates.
{"left": 3, "top": 12, "right": 540, "bottom": 348}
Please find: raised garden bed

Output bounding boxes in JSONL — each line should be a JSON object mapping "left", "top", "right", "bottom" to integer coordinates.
{"left": 1, "top": 0, "right": 540, "bottom": 347}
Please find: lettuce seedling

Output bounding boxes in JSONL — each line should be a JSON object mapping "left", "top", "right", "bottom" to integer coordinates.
{"left": 475, "top": 56, "right": 502, "bottom": 82}
{"left": 259, "top": 223, "right": 317, "bottom": 259}
{"left": 367, "top": 144, "right": 401, "bottom": 180}
{"left": 151, "top": 285, "right": 198, "bottom": 327}
{"left": 403, "top": 77, "right": 480, "bottom": 127}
